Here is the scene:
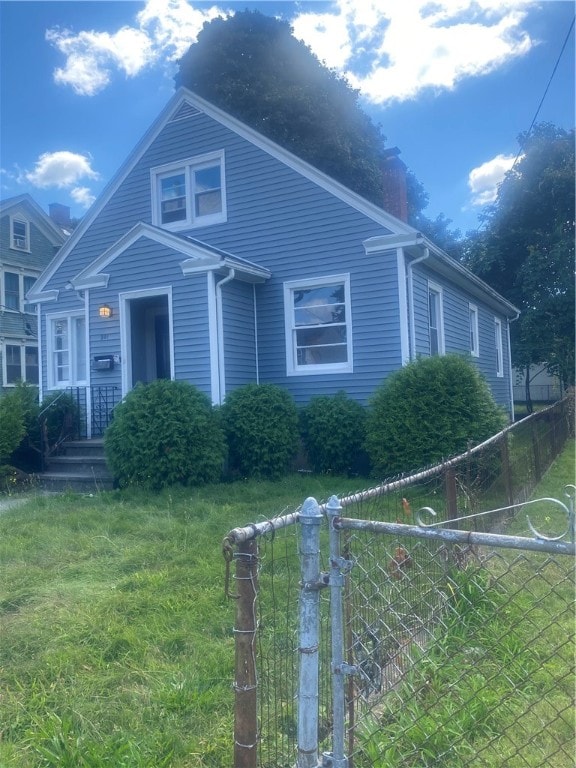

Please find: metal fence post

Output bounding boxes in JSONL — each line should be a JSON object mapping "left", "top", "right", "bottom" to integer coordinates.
{"left": 233, "top": 539, "right": 259, "bottom": 768}
{"left": 297, "top": 497, "right": 325, "bottom": 768}
{"left": 325, "top": 495, "right": 350, "bottom": 768}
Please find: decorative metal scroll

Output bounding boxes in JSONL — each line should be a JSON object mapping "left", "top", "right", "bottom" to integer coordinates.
{"left": 416, "top": 484, "right": 575, "bottom": 544}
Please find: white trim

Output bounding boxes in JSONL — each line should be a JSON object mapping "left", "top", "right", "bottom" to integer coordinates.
{"left": 427, "top": 280, "right": 445, "bottom": 356}
{"left": 506, "top": 320, "right": 514, "bottom": 419}
{"left": 396, "top": 248, "right": 410, "bottom": 365}
{"left": 9, "top": 215, "right": 30, "bottom": 252}
{"left": 283, "top": 273, "right": 353, "bottom": 376}
{"left": 494, "top": 317, "right": 504, "bottom": 378}
{"left": 118, "top": 286, "right": 174, "bottom": 397}
{"left": 216, "top": 268, "right": 235, "bottom": 403}
{"left": 1, "top": 340, "right": 39, "bottom": 387}
{"left": 207, "top": 271, "right": 220, "bottom": 404}
{"left": 150, "top": 149, "right": 227, "bottom": 231}
{"left": 469, "top": 303, "right": 480, "bottom": 357}
{"left": 45, "top": 310, "right": 88, "bottom": 389}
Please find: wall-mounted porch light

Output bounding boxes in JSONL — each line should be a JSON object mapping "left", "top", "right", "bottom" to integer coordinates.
{"left": 99, "top": 304, "right": 113, "bottom": 319}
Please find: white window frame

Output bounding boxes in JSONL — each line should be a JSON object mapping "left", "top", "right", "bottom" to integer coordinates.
{"left": 284, "top": 274, "right": 353, "bottom": 376}
{"left": 150, "top": 150, "right": 227, "bottom": 230}
{"left": 46, "top": 312, "right": 88, "bottom": 388}
{"left": 0, "top": 269, "right": 37, "bottom": 313}
{"left": 494, "top": 317, "right": 504, "bottom": 377}
{"left": 2, "top": 342, "right": 39, "bottom": 386}
{"left": 428, "top": 281, "right": 445, "bottom": 356}
{"left": 469, "top": 303, "right": 479, "bottom": 357}
{"left": 10, "top": 215, "right": 30, "bottom": 251}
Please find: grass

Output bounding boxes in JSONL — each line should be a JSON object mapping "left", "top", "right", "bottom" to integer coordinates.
{"left": 0, "top": 475, "right": 350, "bottom": 768}
{"left": 0, "top": 441, "right": 573, "bottom": 767}
{"left": 355, "top": 439, "right": 575, "bottom": 767}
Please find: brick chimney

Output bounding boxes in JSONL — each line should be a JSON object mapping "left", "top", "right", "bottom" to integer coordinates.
{"left": 382, "top": 147, "right": 408, "bottom": 222}
{"left": 49, "top": 202, "right": 72, "bottom": 229}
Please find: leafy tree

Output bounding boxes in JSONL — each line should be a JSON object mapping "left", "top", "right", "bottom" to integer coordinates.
{"left": 463, "top": 124, "right": 575, "bottom": 405}
{"left": 175, "top": 9, "right": 443, "bottom": 231}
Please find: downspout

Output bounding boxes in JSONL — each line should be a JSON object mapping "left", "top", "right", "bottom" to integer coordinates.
{"left": 253, "top": 284, "right": 259, "bottom": 385}
{"left": 407, "top": 245, "right": 430, "bottom": 361}
{"left": 215, "top": 268, "right": 235, "bottom": 404}
{"left": 507, "top": 310, "right": 520, "bottom": 422}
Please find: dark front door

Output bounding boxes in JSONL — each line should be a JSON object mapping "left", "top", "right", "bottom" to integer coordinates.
{"left": 128, "top": 294, "right": 171, "bottom": 387}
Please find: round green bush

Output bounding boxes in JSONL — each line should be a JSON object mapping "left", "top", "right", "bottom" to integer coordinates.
{"left": 222, "top": 383, "right": 299, "bottom": 479}
{"left": 300, "top": 391, "right": 369, "bottom": 475}
{"left": 0, "top": 389, "right": 25, "bottom": 463}
{"left": 104, "top": 380, "right": 226, "bottom": 490}
{"left": 366, "top": 355, "right": 507, "bottom": 478}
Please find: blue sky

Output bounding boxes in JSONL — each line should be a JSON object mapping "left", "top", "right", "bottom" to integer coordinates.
{"left": 0, "top": 0, "right": 574, "bottom": 234}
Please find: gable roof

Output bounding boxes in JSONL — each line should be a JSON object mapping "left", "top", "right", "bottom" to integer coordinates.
{"left": 32, "top": 87, "right": 415, "bottom": 294}
{"left": 68, "top": 222, "right": 270, "bottom": 292}
{"left": 0, "top": 193, "right": 67, "bottom": 246}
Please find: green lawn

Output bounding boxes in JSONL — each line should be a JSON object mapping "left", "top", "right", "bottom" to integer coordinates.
{"left": 0, "top": 442, "right": 573, "bottom": 767}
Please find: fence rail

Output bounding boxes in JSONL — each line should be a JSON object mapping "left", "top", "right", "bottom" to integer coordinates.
{"left": 223, "top": 397, "right": 574, "bottom": 767}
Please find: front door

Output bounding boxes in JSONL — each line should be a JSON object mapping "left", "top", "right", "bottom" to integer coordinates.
{"left": 125, "top": 293, "right": 172, "bottom": 388}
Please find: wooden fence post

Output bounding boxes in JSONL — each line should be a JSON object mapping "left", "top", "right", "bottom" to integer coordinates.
{"left": 233, "top": 539, "right": 258, "bottom": 768}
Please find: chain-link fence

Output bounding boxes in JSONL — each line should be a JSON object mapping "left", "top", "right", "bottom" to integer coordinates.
{"left": 223, "top": 397, "right": 574, "bottom": 767}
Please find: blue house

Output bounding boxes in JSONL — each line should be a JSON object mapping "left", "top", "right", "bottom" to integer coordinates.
{"left": 0, "top": 194, "right": 67, "bottom": 394}
{"left": 29, "top": 89, "right": 519, "bottom": 437}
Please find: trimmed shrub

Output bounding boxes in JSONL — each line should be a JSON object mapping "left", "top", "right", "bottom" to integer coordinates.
{"left": 366, "top": 354, "right": 507, "bottom": 477}
{"left": 300, "top": 391, "right": 369, "bottom": 475}
{"left": 104, "top": 380, "right": 226, "bottom": 490}
{"left": 0, "top": 390, "right": 25, "bottom": 463}
{"left": 222, "top": 383, "right": 299, "bottom": 479}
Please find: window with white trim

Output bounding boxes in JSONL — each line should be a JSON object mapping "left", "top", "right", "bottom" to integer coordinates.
{"left": 284, "top": 275, "right": 353, "bottom": 375}
{"left": 151, "top": 151, "right": 226, "bottom": 229}
{"left": 494, "top": 318, "right": 504, "bottom": 377}
{"left": 47, "top": 314, "right": 87, "bottom": 387}
{"left": 10, "top": 216, "right": 30, "bottom": 251}
{"left": 428, "top": 282, "right": 444, "bottom": 355}
{"left": 469, "top": 303, "right": 479, "bottom": 357}
{"left": 0, "top": 270, "right": 37, "bottom": 312}
{"left": 2, "top": 343, "right": 38, "bottom": 386}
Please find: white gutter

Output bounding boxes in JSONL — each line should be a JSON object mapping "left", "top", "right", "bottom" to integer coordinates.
{"left": 216, "top": 268, "right": 235, "bottom": 404}
{"left": 253, "top": 284, "right": 260, "bottom": 385}
{"left": 407, "top": 246, "right": 430, "bottom": 361}
{"left": 507, "top": 310, "right": 520, "bottom": 422}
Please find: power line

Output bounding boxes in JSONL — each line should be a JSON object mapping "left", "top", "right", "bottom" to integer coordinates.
{"left": 511, "top": 14, "right": 575, "bottom": 170}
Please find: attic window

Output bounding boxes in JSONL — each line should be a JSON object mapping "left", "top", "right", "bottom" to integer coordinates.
{"left": 151, "top": 151, "right": 226, "bottom": 230}
{"left": 11, "top": 217, "right": 29, "bottom": 251}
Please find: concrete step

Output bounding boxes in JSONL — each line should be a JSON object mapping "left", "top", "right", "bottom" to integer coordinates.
{"left": 36, "top": 471, "right": 115, "bottom": 493}
{"left": 36, "top": 438, "right": 115, "bottom": 492}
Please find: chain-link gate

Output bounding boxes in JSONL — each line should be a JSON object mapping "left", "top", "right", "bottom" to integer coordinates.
{"left": 223, "top": 401, "right": 574, "bottom": 767}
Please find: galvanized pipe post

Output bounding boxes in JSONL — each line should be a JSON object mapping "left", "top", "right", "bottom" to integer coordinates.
{"left": 297, "top": 497, "right": 325, "bottom": 768}
{"left": 324, "top": 495, "right": 349, "bottom": 768}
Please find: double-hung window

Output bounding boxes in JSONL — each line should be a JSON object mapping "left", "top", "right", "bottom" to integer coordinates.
{"left": 2, "top": 343, "right": 39, "bottom": 386}
{"left": 47, "top": 314, "right": 87, "bottom": 388}
{"left": 469, "top": 303, "right": 479, "bottom": 357}
{"left": 1, "top": 270, "right": 36, "bottom": 312}
{"left": 494, "top": 318, "right": 504, "bottom": 377}
{"left": 151, "top": 151, "right": 226, "bottom": 230}
{"left": 10, "top": 217, "right": 29, "bottom": 251}
{"left": 284, "top": 275, "right": 353, "bottom": 375}
{"left": 428, "top": 282, "right": 444, "bottom": 356}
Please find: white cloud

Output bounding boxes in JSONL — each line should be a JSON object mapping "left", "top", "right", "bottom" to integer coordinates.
{"left": 70, "top": 186, "right": 96, "bottom": 209}
{"left": 292, "top": 0, "right": 534, "bottom": 104}
{"left": 468, "top": 153, "right": 518, "bottom": 206}
{"left": 46, "top": 0, "right": 228, "bottom": 96}
{"left": 25, "top": 151, "right": 100, "bottom": 190}
{"left": 45, "top": 0, "right": 535, "bottom": 104}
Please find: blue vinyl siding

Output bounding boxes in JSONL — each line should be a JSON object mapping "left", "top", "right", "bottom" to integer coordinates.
{"left": 222, "top": 281, "right": 257, "bottom": 393}
{"left": 411, "top": 263, "right": 512, "bottom": 413}
{"left": 35, "top": 96, "right": 514, "bottom": 418}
